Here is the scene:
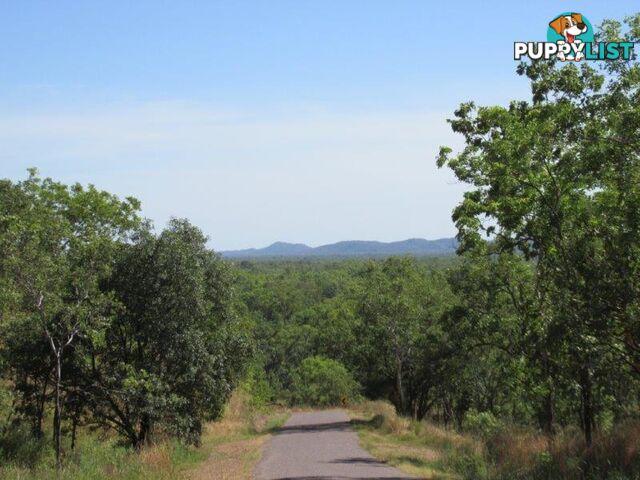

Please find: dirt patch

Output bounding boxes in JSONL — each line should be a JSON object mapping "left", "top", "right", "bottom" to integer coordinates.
{"left": 189, "top": 436, "right": 269, "bottom": 480}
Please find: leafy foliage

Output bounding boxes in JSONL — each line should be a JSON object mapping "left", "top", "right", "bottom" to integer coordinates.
{"left": 289, "top": 356, "right": 360, "bottom": 407}
{"left": 437, "top": 14, "right": 640, "bottom": 445}
{"left": 89, "top": 219, "right": 250, "bottom": 447}
{"left": 0, "top": 172, "right": 249, "bottom": 465}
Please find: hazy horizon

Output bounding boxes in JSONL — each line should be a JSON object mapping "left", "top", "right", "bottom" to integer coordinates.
{"left": 2, "top": 1, "right": 634, "bottom": 250}
{"left": 222, "top": 236, "right": 457, "bottom": 251}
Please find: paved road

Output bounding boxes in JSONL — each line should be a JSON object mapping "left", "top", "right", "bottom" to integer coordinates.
{"left": 254, "top": 410, "right": 415, "bottom": 480}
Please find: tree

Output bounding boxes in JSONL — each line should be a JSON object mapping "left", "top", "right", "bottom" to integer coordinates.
{"left": 0, "top": 170, "right": 141, "bottom": 468}
{"left": 437, "top": 15, "right": 640, "bottom": 444}
{"left": 442, "top": 253, "right": 559, "bottom": 432}
{"left": 87, "top": 219, "right": 250, "bottom": 448}
{"left": 290, "top": 356, "right": 360, "bottom": 407}
{"left": 355, "top": 257, "right": 449, "bottom": 418}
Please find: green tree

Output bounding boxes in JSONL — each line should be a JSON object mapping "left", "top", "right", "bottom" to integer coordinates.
{"left": 0, "top": 170, "right": 141, "bottom": 469}
{"left": 355, "top": 257, "right": 449, "bottom": 417}
{"left": 290, "top": 356, "right": 360, "bottom": 407}
{"left": 437, "top": 15, "right": 640, "bottom": 444}
{"left": 442, "top": 254, "right": 556, "bottom": 430}
{"left": 88, "top": 219, "right": 250, "bottom": 448}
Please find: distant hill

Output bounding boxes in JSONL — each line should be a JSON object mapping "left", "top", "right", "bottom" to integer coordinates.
{"left": 221, "top": 238, "right": 457, "bottom": 259}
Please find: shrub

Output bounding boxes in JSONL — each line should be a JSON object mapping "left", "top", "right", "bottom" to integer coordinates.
{"left": 241, "top": 362, "right": 274, "bottom": 409}
{"left": 289, "top": 356, "right": 360, "bottom": 407}
{"left": 462, "top": 409, "right": 502, "bottom": 438}
{"left": 447, "top": 451, "right": 490, "bottom": 480}
{"left": 0, "top": 422, "right": 50, "bottom": 468}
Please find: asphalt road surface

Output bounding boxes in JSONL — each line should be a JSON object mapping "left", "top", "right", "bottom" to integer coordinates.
{"left": 254, "top": 410, "right": 415, "bottom": 480}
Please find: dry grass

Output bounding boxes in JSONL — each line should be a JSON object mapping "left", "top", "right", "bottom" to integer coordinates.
{"left": 187, "top": 390, "right": 289, "bottom": 480}
{"left": 483, "top": 421, "right": 640, "bottom": 479}
{"left": 350, "top": 401, "right": 640, "bottom": 480}
{"left": 485, "top": 427, "right": 548, "bottom": 475}
{"left": 544, "top": 421, "right": 640, "bottom": 479}
{"left": 138, "top": 444, "right": 173, "bottom": 472}
{"left": 357, "top": 430, "right": 450, "bottom": 479}
{"left": 349, "top": 401, "right": 484, "bottom": 479}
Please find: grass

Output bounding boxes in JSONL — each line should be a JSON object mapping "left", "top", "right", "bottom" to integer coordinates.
{"left": 349, "top": 401, "right": 640, "bottom": 480}
{"left": 0, "top": 389, "right": 290, "bottom": 480}
{"left": 0, "top": 435, "right": 200, "bottom": 480}
{"left": 349, "top": 400, "right": 486, "bottom": 479}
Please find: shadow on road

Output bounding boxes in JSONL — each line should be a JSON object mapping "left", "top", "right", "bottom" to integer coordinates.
{"left": 272, "top": 417, "right": 379, "bottom": 435}
{"left": 273, "top": 477, "right": 413, "bottom": 480}
{"left": 328, "top": 457, "right": 388, "bottom": 466}
{"left": 273, "top": 420, "right": 353, "bottom": 434}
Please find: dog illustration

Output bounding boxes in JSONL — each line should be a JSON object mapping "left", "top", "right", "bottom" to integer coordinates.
{"left": 549, "top": 13, "right": 588, "bottom": 61}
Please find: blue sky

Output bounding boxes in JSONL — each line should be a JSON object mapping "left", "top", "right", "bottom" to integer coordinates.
{"left": 1, "top": 1, "right": 636, "bottom": 250}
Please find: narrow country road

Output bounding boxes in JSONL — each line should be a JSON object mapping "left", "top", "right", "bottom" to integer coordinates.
{"left": 254, "top": 410, "right": 415, "bottom": 480}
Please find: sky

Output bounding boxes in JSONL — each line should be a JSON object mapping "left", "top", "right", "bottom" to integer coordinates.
{"left": 0, "top": 1, "right": 636, "bottom": 250}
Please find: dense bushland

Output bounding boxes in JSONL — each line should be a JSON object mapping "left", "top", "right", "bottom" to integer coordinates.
{"left": 1, "top": 12, "right": 639, "bottom": 480}
{"left": 0, "top": 172, "right": 250, "bottom": 472}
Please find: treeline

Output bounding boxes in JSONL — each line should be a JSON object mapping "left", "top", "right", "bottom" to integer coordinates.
{"left": 236, "top": 251, "right": 640, "bottom": 444}
{"left": 0, "top": 172, "right": 250, "bottom": 470}
{"left": 235, "top": 257, "right": 456, "bottom": 417}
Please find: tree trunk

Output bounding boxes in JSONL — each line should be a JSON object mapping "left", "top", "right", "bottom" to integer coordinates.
{"left": 580, "top": 366, "right": 594, "bottom": 446}
{"left": 538, "top": 387, "right": 554, "bottom": 435}
{"left": 136, "top": 414, "right": 152, "bottom": 451}
{"left": 395, "top": 357, "right": 406, "bottom": 415}
{"left": 442, "top": 396, "right": 453, "bottom": 428}
{"left": 71, "top": 397, "right": 81, "bottom": 451}
{"left": 53, "top": 353, "right": 63, "bottom": 473}
{"left": 537, "top": 353, "right": 555, "bottom": 436}
{"left": 35, "top": 373, "right": 50, "bottom": 436}
{"left": 544, "top": 390, "right": 554, "bottom": 434}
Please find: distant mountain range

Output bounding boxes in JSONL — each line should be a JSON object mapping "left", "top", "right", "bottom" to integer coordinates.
{"left": 221, "top": 238, "right": 458, "bottom": 259}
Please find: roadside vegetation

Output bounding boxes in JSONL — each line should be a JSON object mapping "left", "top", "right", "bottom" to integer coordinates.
{"left": 0, "top": 387, "right": 288, "bottom": 480}
{"left": 185, "top": 389, "right": 289, "bottom": 480}
{"left": 1, "top": 12, "right": 639, "bottom": 480}
{"left": 351, "top": 400, "right": 640, "bottom": 480}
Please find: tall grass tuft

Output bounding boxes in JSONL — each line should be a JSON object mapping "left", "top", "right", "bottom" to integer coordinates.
{"left": 485, "top": 421, "right": 640, "bottom": 479}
